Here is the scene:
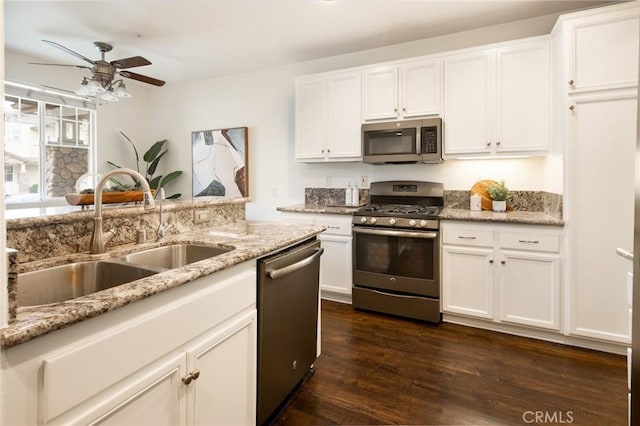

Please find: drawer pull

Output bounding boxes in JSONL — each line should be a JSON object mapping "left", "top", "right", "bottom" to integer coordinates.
{"left": 458, "top": 236, "right": 476, "bottom": 240}
{"left": 518, "top": 240, "right": 540, "bottom": 244}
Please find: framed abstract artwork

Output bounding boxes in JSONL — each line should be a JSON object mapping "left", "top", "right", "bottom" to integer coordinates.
{"left": 191, "top": 127, "right": 248, "bottom": 198}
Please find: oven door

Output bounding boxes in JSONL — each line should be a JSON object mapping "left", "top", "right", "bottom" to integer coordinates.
{"left": 352, "top": 226, "right": 439, "bottom": 297}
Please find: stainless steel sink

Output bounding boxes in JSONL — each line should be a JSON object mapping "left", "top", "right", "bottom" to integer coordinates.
{"left": 120, "top": 244, "right": 233, "bottom": 269}
{"left": 17, "top": 261, "right": 160, "bottom": 306}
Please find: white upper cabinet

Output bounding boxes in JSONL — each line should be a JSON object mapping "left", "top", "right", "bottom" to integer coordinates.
{"left": 496, "top": 41, "right": 550, "bottom": 153}
{"left": 561, "top": 5, "right": 639, "bottom": 93}
{"left": 443, "top": 50, "right": 495, "bottom": 155}
{"left": 362, "top": 58, "right": 442, "bottom": 121}
{"left": 362, "top": 65, "right": 399, "bottom": 120}
{"left": 295, "top": 71, "right": 362, "bottom": 162}
{"left": 444, "top": 39, "right": 550, "bottom": 157}
{"left": 295, "top": 77, "right": 326, "bottom": 161}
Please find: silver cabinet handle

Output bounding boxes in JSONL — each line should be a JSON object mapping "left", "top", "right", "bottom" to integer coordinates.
{"left": 458, "top": 236, "right": 476, "bottom": 240}
{"left": 518, "top": 240, "right": 539, "bottom": 244}
{"left": 568, "top": 79, "right": 575, "bottom": 85}
{"left": 267, "top": 248, "right": 324, "bottom": 280}
{"left": 501, "top": 260, "right": 506, "bottom": 265}
{"left": 496, "top": 141, "right": 501, "bottom": 146}
{"left": 569, "top": 105, "right": 575, "bottom": 111}
{"left": 402, "top": 107, "right": 406, "bottom": 112}
{"left": 486, "top": 142, "right": 491, "bottom": 147}
{"left": 489, "top": 259, "right": 494, "bottom": 264}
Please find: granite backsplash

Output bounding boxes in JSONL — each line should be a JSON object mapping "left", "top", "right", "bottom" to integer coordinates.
{"left": 305, "top": 188, "right": 370, "bottom": 207}
{"left": 7, "top": 198, "right": 248, "bottom": 264}
{"left": 444, "top": 190, "right": 563, "bottom": 217}
{"left": 304, "top": 187, "right": 562, "bottom": 217}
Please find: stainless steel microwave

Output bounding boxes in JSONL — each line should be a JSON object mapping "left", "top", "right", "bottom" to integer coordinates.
{"left": 362, "top": 117, "right": 443, "bottom": 164}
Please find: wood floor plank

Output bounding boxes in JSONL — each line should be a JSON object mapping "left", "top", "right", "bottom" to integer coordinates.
{"left": 272, "top": 300, "right": 627, "bottom": 425}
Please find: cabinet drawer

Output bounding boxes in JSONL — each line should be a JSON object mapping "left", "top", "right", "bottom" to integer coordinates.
{"left": 442, "top": 224, "right": 494, "bottom": 247}
{"left": 500, "top": 231, "right": 560, "bottom": 252}
{"left": 317, "top": 216, "right": 353, "bottom": 236}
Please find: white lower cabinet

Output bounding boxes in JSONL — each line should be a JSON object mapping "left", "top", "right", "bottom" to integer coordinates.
{"left": 442, "top": 222, "right": 561, "bottom": 331}
{"left": 3, "top": 261, "right": 257, "bottom": 426}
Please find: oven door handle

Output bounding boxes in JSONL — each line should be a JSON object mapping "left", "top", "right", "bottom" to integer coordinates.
{"left": 352, "top": 227, "right": 438, "bottom": 239}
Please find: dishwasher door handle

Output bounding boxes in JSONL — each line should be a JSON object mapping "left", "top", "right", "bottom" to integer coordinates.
{"left": 267, "top": 247, "right": 324, "bottom": 280}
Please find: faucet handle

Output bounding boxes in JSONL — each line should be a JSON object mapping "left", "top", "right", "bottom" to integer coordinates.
{"left": 143, "top": 190, "right": 155, "bottom": 209}
{"left": 156, "top": 187, "right": 166, "bottom": 201}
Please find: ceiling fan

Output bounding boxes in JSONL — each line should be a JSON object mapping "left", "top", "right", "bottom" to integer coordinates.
{"left": 30, "top": 40, "right": 165, "bottom": 102}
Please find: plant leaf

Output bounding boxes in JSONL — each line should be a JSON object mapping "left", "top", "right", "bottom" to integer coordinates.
{"left": 106, "top": 160, "right": 122, "bottom": 169}
{"left": 119, "top": 131, "right": 140, "bottom": 173}
{"left": 148, "top": 175, "right": 162, "bottom": 190}
{"left": 159, "top": 171, "right": 183, "bottom": 188}
{"left": 147, "top": 150, "right": 168, "bottom": 176}
{"left": 143, "top": 139, "right": 167, "bottom": 163}
{"left": 167, "top": 193, "right": 181, "bottom": 199}
{"left": 108, "top": 177, "right": 128, "bottom": 189}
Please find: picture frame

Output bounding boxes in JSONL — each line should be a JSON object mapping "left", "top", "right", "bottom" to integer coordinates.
{"left": 191, "top": 126, "right": 248, "bottom": 198}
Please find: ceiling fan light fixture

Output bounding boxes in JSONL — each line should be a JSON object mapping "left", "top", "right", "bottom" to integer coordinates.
{"left": 87, "top": 78, "right": 105, "bottom": 93}
{"left": 99, "top": 89, "right": 119, "bottom": 102}
{"left": 113, "top": 81, "right": 132, "bottom": 98}
{"left": 75, "top": 77, "right": 95, "bottom": 96}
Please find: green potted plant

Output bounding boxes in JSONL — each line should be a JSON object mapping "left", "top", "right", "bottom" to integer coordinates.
{"left": 108, "top": 131, "right": 183, "bottom": 199}
{"left": 487, "top": 180, "right": 509, "bottom": 212}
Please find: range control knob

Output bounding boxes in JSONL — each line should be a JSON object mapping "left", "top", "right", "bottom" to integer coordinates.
{"left": 409, "top": 219, "right": 417, "bottom": 227}
{"left": 370, "top": 217, "right": 377, "bottom": 224}
{"left": 420, "top": 220, "right": 428, "bottom": 227}
{"left": 389, "top": 218, "right": 397, "bottom": 225}
{"left": 360, "top": 217, "right": 367, "bottom": 224}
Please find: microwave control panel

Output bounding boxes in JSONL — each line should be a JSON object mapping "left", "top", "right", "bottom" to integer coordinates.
{"left": 422, "top": 126, "right": 438, "bottom": 154}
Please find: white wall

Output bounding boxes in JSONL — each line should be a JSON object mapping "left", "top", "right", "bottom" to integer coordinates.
{"left": 148, "top": 12, "right": 564, "bottom": 220}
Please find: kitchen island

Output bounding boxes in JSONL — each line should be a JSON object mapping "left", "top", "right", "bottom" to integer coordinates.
{"left": 2, "top": 205, "right": 325, "bottom": 425}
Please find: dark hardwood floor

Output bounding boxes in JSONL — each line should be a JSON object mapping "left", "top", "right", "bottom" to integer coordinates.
{"left": 272, "top": 300, "right": 627, "bottom": 425}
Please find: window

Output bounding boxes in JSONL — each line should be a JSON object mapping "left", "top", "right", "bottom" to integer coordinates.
{"left": 4, "top": 93, "right": 96, "bottom": 204}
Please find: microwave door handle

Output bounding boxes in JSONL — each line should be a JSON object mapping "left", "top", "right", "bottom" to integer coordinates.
{"left": 416, "top": 128, "right": 421, "bottom": 155}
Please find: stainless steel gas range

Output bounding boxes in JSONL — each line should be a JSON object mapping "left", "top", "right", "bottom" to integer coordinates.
{"left": 352, "top": 181, "right": 443, "bottom": 323}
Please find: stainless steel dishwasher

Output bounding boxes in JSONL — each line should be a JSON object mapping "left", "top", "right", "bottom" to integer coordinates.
{"left": 257, "top": 238, "right": 323, "bottom": 425}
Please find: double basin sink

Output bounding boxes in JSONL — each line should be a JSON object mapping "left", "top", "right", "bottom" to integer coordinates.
{"left": 17, "top": 243, "right": 233, "bottom": 307}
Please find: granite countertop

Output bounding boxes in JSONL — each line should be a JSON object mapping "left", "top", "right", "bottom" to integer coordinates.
{"left": 1, "top": 220, "right": 325, "bottom": 348}
{"left": 277, "top": 203, "right": 361, "bottom": 215}
{"left": 439, "top": 208, "right": 565, "bottom": 226}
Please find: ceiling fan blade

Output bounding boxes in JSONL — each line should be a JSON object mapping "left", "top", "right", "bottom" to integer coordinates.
{"left": 29, "top": 62, "right": 92, "bottom": 71}
{"left": 42, "top": 39, "right": 95, "bottom": 65}
{"left": 111, "top": 56, "right": 151, "bottom": 69}
{"left": 119, "top": 71, "right": 165, "bottom": 87}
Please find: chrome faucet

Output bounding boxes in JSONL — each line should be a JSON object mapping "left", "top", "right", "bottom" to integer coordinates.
{"left": 155, "top": 187, "right": 169, "bottom": 242}
{"left": 90, "top": 168, "right": 155, "bottom": 254}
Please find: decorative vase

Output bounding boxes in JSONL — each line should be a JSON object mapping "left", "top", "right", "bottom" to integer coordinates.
{"left": 492, "top": 200, "right": 507, "bottom": 212}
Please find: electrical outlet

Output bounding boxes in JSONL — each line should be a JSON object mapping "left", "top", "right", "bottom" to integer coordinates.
{"left": 360, "top": 176, "right": 369, "bottom": 187}
{"left": 194, "top": 210, "right": 210, "bottom": 224}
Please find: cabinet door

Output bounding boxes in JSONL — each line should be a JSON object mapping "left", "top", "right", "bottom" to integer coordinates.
{"left": 568, "top": 9, "right": 639, "bottom": 92}
{"left": 185, "top": 310, "right": 257, "bottom": 426}
{"left": 400, "top": 59, "right": 442, "bottom": 117}
{"left": 83, "top": 353, "right": 186, "bottom": 426}
{"left": 569, "top": 94, "right": 636, "bottom": 343}
{"left": 327, "top": 71, "right": 362, "bottom": 159}
{"left": 442, "top": 245, "right": 494, "bottom": 319}
{"left": 295, "top": 78, "right": 327, "bottom": 160}
{"left": 362, "top": 65, "right": 399, "bottom": 120}
{"left": 499, "top": 250, "right": 560, "bottom": 330}
{"left": 318, "top": 233, "right": 353, "bottom": 296}
{"left": 496, "top": 41, "right": 550, "bottom": 153}
{"left": 444, "top": 51, "right": 495, "bottom": 155}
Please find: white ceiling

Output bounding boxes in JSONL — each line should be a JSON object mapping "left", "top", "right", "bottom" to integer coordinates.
{"left": 5, "top": 0, "right": 617, "bottom": 85}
